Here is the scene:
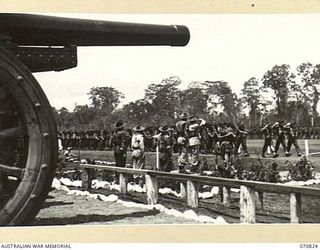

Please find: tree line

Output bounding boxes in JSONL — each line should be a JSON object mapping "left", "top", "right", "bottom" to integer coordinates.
{"left": 53, "top": 62, "right": 320, "bottom": 132}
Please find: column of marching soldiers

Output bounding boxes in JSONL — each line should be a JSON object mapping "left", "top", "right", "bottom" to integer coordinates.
{"left": 59, "top": 113, "right": 315, "bottom": 175}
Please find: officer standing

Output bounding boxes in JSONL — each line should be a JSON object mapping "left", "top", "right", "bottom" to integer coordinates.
{"left": 156, "top": 124, "right": 173, "bottom": 172}
{"left": 111, "top": 120, "right": 128, "bottom": 168}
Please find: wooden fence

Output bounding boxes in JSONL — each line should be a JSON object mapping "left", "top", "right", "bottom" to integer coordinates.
{"left": 79, "top": 164, "right": 320, "bottom": 224}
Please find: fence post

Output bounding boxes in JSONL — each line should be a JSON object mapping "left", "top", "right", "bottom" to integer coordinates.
{"left": 119, "top": 173, "right": 127, "bottom": 195}
{"left": 240, "top": 185, "right": 256, "bottom": 223}
{"left": 222, "top": 187, "right": 231, "bottom": 207}
{"left": 180, "top": 183, "right": 187, "bottom": 199}
{"left": 187, "top": 180, "right": 198, "bottom": 208}
{"left": 290, "top": 193, "right": 302, "bottom": 223}
{"left": 255, "top": 191, "right": 264, "bottom": 209}
{"left": 305, "top": 140, "right": 309, "bottom": 156}
{"left": 81, "top": 168, "right": 93, "bottom": 190}
{"left": 0, "top": 172, "right": 3, "bottom": 191}
{"left": 145, "top": 174, "right": 158, "bottom": 205}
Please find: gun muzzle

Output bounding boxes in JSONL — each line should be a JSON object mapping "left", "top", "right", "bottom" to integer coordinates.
{"left": 0, "top": 14, "right": 190, "bottom": 47}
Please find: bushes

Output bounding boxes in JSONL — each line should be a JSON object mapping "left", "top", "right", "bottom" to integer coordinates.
{"left": 235, "top": 158, "right": 281, "bottom": 183}
{"left": 288, "top": 156, "right": 315, "bottom": 181}
{"left": 204, "top": 156, "right": 315, "bottom": 183}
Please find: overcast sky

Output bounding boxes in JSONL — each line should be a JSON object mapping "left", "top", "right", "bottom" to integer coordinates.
{"left": 33, "top": 13, "right": 320, "bottom": 111}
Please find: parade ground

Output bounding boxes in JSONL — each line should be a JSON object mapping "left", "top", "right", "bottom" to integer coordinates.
{"left": 35, "top": 138, "right": 320, "bottom": 226}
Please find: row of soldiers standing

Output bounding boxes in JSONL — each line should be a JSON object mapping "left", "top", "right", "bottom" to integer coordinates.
{"left": 111, "top": 113, "right": 251, "bottom": 175}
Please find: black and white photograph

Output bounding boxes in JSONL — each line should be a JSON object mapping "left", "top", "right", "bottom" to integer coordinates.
{"left": 1, "top": 12, "right": 320, "bottom": 229}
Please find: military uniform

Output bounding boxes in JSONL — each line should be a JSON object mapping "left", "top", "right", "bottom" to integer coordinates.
{"left": 273, "top": 121, "right": 288, "bottom": 156}
{"left": 156, "top": 125, "right": 173, "bottom": 172}
{"left": 176, "top": 113, "right": 189, "bottom": 172}
{"left": 131, "top": 125, "right": 146, "bottom": 170}
{"left": 217, "top": 125, "right": 236, "bottom": 161}
{"left": 261, "top": 123, "right": 276, "bottom": 157}
{"left": 234, "top": 123, "right": 249, "bottom": 156}
{"left": 112, "top": 121, "right": 127, "bottom": 167}
{"left": 284, "top": 122, "right": 301, "bottom": 156}
{"left": 186, "top": 117, "right": 206, "bottom": 172}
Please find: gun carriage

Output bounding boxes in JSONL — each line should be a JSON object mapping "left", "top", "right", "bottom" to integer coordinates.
{"left": 0, "top": 13, "right": 189, "bottom": 225}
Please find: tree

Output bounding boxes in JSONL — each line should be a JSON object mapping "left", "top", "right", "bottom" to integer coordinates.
{"left": 204, "top": 81, "right": 241, "bottom": 124}
{"left": 73, "top": 104, "right": 97, "bottom": 126}
{"left": 145, "top": 76, "right": 182, "bottom": 123}
{"left": 179, "top": 86, "right": 209, "bottom": 116}
{"left": 241, "top": 77, "right": 261, "bottom": 127}
{"left": 297, "top": 62, "right": 320, "bottom": 122}
{"left": 262, "top": 64, "right": 295, "bottom": 119}
{"left": 88, "top": 86, "right": 124, "bottom": 112}
{"left": 121, "top": 99, "right": 155, "bottom": 126}
{"left": 56, "top": 107, "right": 75, "bottom": 131}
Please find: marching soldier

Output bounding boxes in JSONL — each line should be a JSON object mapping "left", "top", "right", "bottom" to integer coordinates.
{"left": 261, "top": 123, "right": 276, "bottom": 158}
{"left": 176, "top": 112, "right": 189, "bottom": 173}
{"left": 234, "top": 121, "right": 249, "bottom": 157}
{"left": 186, "top": 116, "right": 206, "bottom": 173}
{"left": 272, "top": 120, "right": 289, "bottom": 157}
{"left": 284, "top": 122, "right": 302, "bottom": 157}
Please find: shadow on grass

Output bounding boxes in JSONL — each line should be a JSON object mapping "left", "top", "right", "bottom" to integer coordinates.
{"left": 32, "top": 209, "right": 160, "bottom": 226}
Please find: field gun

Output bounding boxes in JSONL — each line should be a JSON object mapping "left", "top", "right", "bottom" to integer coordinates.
{"left": 0, "top": 13, "right": 190, "bottom": 226}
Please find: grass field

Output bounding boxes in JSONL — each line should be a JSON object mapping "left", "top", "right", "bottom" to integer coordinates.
{"left": 71, "top": 139, "right": 320, "bottom": 172}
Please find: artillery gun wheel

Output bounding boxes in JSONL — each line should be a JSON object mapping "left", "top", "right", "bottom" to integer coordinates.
{"left": 0, "top": 48, "right": 57, "bottom": 225}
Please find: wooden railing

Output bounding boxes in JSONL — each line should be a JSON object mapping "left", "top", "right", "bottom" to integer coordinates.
{"left": 79, "top": 164, "right": 320, "bottom": 224}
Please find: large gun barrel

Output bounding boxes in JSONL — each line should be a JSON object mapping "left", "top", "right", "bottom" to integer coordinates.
{"left": 0, "top": 14, "right": 190, "bottom": 47}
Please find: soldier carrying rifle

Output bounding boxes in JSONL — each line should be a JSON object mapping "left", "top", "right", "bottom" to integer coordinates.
{"left": 261, "top": 123, "right": 276, "bottom": 158}
{"left": 272, "top": 120, "right": 289, "bottom": 157}
{"left": 234, "top": 121, "right": 249, "bottom": 157}
{"left": 284, "top": 121, "right": 302, "bottom": 157}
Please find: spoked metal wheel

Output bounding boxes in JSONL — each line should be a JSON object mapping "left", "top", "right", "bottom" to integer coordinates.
{"left": 0, "top": 48, "right": 57, "bottom": 226}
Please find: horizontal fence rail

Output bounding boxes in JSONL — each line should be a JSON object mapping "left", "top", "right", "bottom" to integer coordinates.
{"left": 78, "top": 164, "right": 320, "bottom": 224}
